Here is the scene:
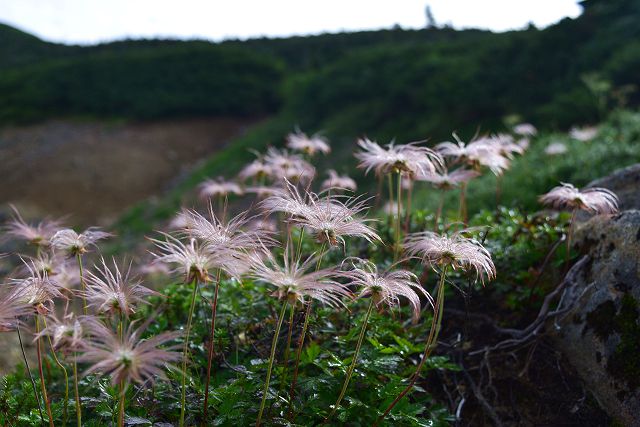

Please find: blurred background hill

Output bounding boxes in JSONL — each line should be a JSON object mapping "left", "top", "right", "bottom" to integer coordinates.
{"left": 0, "top": 0, "right": 639, "bottom": 228}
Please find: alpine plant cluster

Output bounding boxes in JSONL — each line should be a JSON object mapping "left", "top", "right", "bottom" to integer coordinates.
{"left": 0, "top": 125, "right": 618, "bottom": 426}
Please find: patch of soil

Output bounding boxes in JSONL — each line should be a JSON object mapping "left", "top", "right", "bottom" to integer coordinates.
{"left": 0, "top": 116, "right": 261, "bottom": 226}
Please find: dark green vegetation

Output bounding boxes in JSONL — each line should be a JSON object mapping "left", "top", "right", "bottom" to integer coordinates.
{"left": 1, "top": 206, "right": 589, "bottom": 426}
{"left": 1, "top": 0, "right": 639, "bottom": 133}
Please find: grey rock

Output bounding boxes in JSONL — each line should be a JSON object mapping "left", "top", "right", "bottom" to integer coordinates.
{"left": 554, "top": 210, "right": 640, "bottom": 426}
{"left": 587, "top": 163, "right": 640, "bottom": 212}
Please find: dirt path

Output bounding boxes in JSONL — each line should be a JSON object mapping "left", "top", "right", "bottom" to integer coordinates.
{"left": 0, "top": 116, "right": 260, "bottom": 226}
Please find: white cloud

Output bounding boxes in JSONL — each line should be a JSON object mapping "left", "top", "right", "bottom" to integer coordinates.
{"left": 0, "top": 0, "right": 582, "bottom": 45}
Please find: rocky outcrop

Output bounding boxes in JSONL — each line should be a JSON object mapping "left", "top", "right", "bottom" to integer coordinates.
{"left": 554, "top": 210, "right": 640, "bottom": 426}
{"left": 587, "top": 163, "right": 640, "bottom": 211}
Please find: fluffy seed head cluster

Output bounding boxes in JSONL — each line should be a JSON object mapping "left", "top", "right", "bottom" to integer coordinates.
{"left": 180, "top": 207, "right": 274, "bottom": 252}
{"left": 3, "top": 207, "right": 63, "bottom": 247}
{"left": 342, "top": 259, "right": 430, "bottom": 321}
{"left": 150, "top": 235, "right": 218, "bottom": 283}
{"left": 37, "top": 312, "right": 83, "bottom": 352}
{"left": 513, "top": 123, "right": 537, "bottom": 136}
{"left": 198, "top": 178, "right": 244, "bottom": 199}
{"left": 261, "top": 183, "right": 380, "bottom": 247}
{"left": 10, "top": 262, "right": 65, "bottom": 314}
{"left": 404, "top": 231, "right": 496, "bottom": 284}
{"left": 436, "top": 134, "right": 512, "bottom": 176}
{"left": 238, "top": 158, "right": 272, "bottom": 181}
{"left": 417, "top": 167, "right": 480, "bottom": 190}
{"left": 85, "top": 258, "right": 157, "bottom": 316}
{"left": 355, "top": 138, "right": 443, "bottom": 178}
{"left": 51, "top": 228, "right": 112, "bottom": 256}
{"left": 539, "top": 183, "right": 619, "bottom": 214}
{"left": 78, "top": 319, "right": 180, "bottom": 386}
{"left": 0, "top": 287, "right": 31, "bottom": 332}
{"left": 570, "top": 126, "right": 598, "bottom": 142}
{"left": 249, "top": 249, "right": 350, "bottom": 307}
{"left": 321, "top": 170, "right": 357, "bottom": 192}
{"left": 23, "top": 252, "right": 65, "bottom": 277}
{"left": 544, "top": 142, "right": 568, "bottom": 156}
{"left": 286, "top": 130, "right": 331, "bottom": 156}
{"left": 246, "top": 185, "right": 283, "bottom": 199}
{"left": 263, "top": 147, "right": 316, "bottom": 184}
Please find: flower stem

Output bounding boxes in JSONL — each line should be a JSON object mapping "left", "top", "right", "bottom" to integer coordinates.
{"left": 459, "top": 183, "right": 468, "bottom": 227}
{"left": 17, "top": 322, "right": 45, "bottom": 426}
{"left": 76, "top": 254, "right": 88, "bottom": 316}
{"left": 435, "top": 190, "right": 445, "bottom": 232}
{"left": 118, "top": 380, "right": 126, "bottom": 427}
{"left": 565, "top": 209, "right": 577, "bottom": 272}
{"left": 286, "top": 300, "right": 312, "bottom": 420}
{"left": 35, "top": 317, "right": 55, "bottom": 427}
{"left": 73, "top": 355, "right": 82, "bottom": 427}
{"left": 179, "top": 279, "right": 199, "bottom": 427}
{"left": 374, "top": 265, "right": 448, "bottom": 426}
{"left": 256, "top": 300, "right": 289, "bottom": 427}
{"left": 395, "top": 172, "right": 403, "bottom": 260}
{"left": 203, "top": 269, "right": 222, "bottom": 421}
{"left": 323, "top": 298, "right": 375, "bottom": 424}
{"left": 287, "top": 244, "right": 326, "bottom": 419}
{"left": 279, "top": 304, "right": 296, "bottom": 394}
{"left": 404, "top": 178, "right": 413, "bottom": 233}
{"left": 43, "top": 317, "right": 69, "bottom": 426}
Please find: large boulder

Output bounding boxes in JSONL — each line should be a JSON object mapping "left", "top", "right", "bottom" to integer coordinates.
{"left": 587, "top": 163, "right": 640, "bottom": 211}
{"left": 554, "top": 210, "right": 640, "bottom": 426}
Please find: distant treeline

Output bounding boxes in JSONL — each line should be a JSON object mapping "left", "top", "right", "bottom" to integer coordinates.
{"left": 0, "top": 0, "right": 638, "bottom": 136}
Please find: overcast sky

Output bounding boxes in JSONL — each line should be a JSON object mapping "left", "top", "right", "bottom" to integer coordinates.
{"left": 0, "top": 0, "right": 582, "bottom": 45}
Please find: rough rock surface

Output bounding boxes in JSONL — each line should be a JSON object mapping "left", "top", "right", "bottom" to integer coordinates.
{"left": 587, "top": 163, "right": 640, "bottom": 211}
{"left": 554, "top": 210, "right": 640, "bottom": 426}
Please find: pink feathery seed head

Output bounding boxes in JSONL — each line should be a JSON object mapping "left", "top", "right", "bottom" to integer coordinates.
{"left": 168, "top": 211, "right": 194, "bottom": 231}
{"left": 355, "top": 138, "right": 444, "bottom": 178}
{"left": 517, "top": 137, "right": 530, "bottom": 151}
{"left": 56, "top": 262, "right": 81, "bottom": 291}
{"left": 51, "top": 227, "right": 112, "bottom": 257}
{"left": 299, "top": 195, "right": 381, "bottom": 247}
{"left": 544, "top": 142, "right": 568, "bottom": 156}
{"left": 261, "top": 181, "right": 380, "bottom": 246}
{"left": 198, "top": 178, "right": 244, "bottom": 200}
{"left": 417, "top": 167, "right": 481, "bottom": 190}
{"left": 10, "top": 260, "right": 65, "bottom": 315}
{"left": 570, "top": 126, "right": 598, "bottom": 142}
{"left": 341, "top": 258, "right": 430, "bottom": 322}
{"left": 78, "top": 318, "right": 181, "bottom": 386}
{"left": 286, "top": 130, "right": 331, "bottom": 156}
{"left": 21, "top": 252, "right": 67, "bottom": 278}
{"left": 488, "top": 133, "right": 524, "bottom": 159}
{"left": 84, "top": 257, "right": 158, "bottom": 317}
{"left": 259, "top": 180, "right": 310, "bottom": 218}
{"left": 264, "top": 147, "right": 316, "bottom": 184}
{"left": 321, "top": 170, "right": 357, "bottom": 192}
{"left": 404, "top": 230, "right": 496, "bottom": 284}
{"left": 539, "top": 183, "right": 619, "bottom": 215}
{"left": 150, "top": 233, "right": 215, "bottom": 283}
{"left": 36, "top": 312, "right": 83, "bottom": 353}
{"left": 181, "top": 206, "right": 276, "bottom": 252}
{"left": 513, "top": 123, "right": 537, "bottom": 137}
{"left": 245, "top": 218, "right": 278, "bottom": 233}
{"left": 246, "top": 185, "right": 284, "bottom": 200}
{"left": 437, "top": 133, "right": 510, "bottom": 176}
{"left": 238, "top": 159, "right": 273, "bottom": 181}
{"left": 0, "top": 286, "right": 31, "bottom": 332}
{"left": 3, "top": 206, "right": 64, "bottom": 247}
{"left": 248, "top": 248, "right": 351, "bottom": 307}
